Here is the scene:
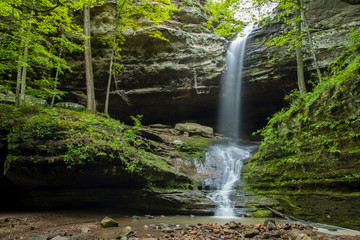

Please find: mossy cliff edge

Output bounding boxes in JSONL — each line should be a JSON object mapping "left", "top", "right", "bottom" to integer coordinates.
{"left": 242, "top": 30, "right": 360, "bottom": 229}
{"left": 0, "top": 103, "right": 216, "bottom": 213}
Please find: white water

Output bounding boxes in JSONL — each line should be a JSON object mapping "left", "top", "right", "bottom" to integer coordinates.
{"left": 218, "top": 23, "right": 254, "bottom": 139}
{"left": 201, "top": 24, "right": 255, "bottom": 218}
{"left": 205, "top": 143, "right": 253, "bottom": 217}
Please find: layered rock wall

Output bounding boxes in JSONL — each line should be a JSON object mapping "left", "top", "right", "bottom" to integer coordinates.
{"left": 61, "top": 0, "right": 359, "bottom": 137}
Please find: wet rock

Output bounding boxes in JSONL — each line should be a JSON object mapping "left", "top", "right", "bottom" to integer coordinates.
{"left": 260, "top": 231, "right": 281, "bottom": 239}
{"left": 132, "top": 215, "right": 140, "bottom": 220}
{"left": 100, "top": 216, "right": 119, "bottom": 228}
{"left": 116, "top": 226, "right": 133, "bottom": 239}
{"left": 290, "top": 230, "right": 312, "bottom": 240}
{"left": 50, "top": 236, "right": 69, "bottom": 240}
{"left": 243, "top": 228, "right": 260, "bottom": 238}
{"left": 175, "top": 123, "right": 214, "bottom": 136}
{"left": 80, "top": 227, "right": 90, "bottom": 233}
{"left": 161, "top": 227, "right": 175, "bottom": 233}
{"left": 21, "top": 236, "right": 48, "bottom": 240}
{"left": 45, "top": 232, "right": 66, "bottom": 239}
{"left": 264, "top": 219, "right": 277, "bottom": 230}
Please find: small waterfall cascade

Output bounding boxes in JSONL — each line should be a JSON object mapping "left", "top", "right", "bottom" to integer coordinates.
{"left": 198, "top": 24, "right": 256, "bottom": 218}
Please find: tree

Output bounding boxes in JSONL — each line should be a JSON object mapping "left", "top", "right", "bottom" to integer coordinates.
{"left": 0, "top": 0, "right": 99, "bottom": 106}
{"left": 101, "top": 0, "right": 177, "bottom": 114}
{"left": 253, "top": 0, "right": 323, "bottom": 94}
{"left": 83, "top": 4, "right": 96, "bottom": 113}
{"left": 294, "top": 0, "right": 306, "bottom": 95}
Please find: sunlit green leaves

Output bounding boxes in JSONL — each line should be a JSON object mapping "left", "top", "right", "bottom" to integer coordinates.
{"left": 204, "top": 0, "right": 244, "bottom": 38}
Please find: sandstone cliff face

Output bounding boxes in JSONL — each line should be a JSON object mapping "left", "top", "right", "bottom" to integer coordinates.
{"left": 240, "top": 0, "right": 360, "bottom": 137}
{"left": 62, "top": 0, "right": 226, "bottom": 126}
{"left": 62, "top": 0, "right": 359, "bottom": 137}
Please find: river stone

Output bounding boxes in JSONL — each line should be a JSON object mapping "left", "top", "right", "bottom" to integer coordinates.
{"left": 290, "top": 230, "right": 312, "bottom": 240}
{"left": 54, "top": 102, "right": 86, "bottom": 110}
{"left": 101, "top": 216, "right": 119, "bottom": 228}
{"left": 243, "top": 228, "right": 259, "bottom": 238}
{"left": 116, "top": 226, "right": 133, "bottom": 238}
{"left": 161, "top": 227, "right": 175, "bottom": 233}
{"left": 21, "top": 236, "right": 48, "bottom": 240}
{"left": 50, "top": 236, "right": 69, "bottom": 240}
{"left": 264, "top": 219, "right": 276, "bottom": 230}
{"left": 175, "top": 123, "right": 214, "bottom": 136}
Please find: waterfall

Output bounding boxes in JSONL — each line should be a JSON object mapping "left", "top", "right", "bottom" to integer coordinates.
{"left": 218, "top": 23, "right": 254, "bottom": 139}
{"left": 199, "top": 24, "right": 255, "bottom": 218}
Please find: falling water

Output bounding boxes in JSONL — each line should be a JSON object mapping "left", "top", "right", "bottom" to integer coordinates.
{"left": 199, "top": 24, "right": 255, "bottom": 218}
{"left": 218, "top": 23, "right": 254, "bottom": 138}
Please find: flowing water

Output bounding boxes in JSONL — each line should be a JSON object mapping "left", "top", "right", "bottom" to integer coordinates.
{"left": 200, "top": 24, "right": 256, "bottom": 218}
{"left": 218, "top": 23, "right": 254, "bottom": 139}
{"left": 203, "top": 143, "right": 255, "bottom": 217}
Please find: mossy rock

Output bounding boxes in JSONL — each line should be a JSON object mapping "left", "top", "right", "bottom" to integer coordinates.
{"left": 252, "top": 209, "right": 274, "bottom": 218}
{"left": 101, "top": 216, "right": 119, "bottom": 228}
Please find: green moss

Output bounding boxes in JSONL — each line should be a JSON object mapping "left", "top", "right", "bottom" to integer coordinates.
{"left": 253, "top": 209, "right": 274, "bottom": 218}
{"left": 173, "top": 137, "right": 211, "bottom": 162}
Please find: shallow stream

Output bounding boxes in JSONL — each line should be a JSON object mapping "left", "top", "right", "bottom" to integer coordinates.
{"left": 1, "top": 210, "right": 359, "bottom": 239}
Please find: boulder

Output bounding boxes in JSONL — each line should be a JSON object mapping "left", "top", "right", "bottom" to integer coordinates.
{"left": 175, "top": 123, "right": 214, "bottom": 136}
{"left": 54, "top": 102, "right": 86, "bottom": 110}
{"left": 116, "top": 226, "right": 133, "bottom": 238}
{"left": 101, "top": 216, "right": 119, "bottom": 228}
{"left": 243, "top": 228, "right": 259, "bottom": 238}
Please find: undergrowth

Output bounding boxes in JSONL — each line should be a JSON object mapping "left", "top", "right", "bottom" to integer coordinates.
{"left": 244, "top": 28, "right": 360, "bottom": 186}
{"left": 0, "top": 104, "right": 168, "bottom": 173}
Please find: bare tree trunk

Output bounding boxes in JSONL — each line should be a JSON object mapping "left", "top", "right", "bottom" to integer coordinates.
{"left": 51, "top": 48, "right": 62, "bottom": 107}
{"left": 301, "top": 3, "right": 323, "bottom": 82}
{"left": 0, "top": 33, "right": 4, "bottom": 46}
{"left": 84, "top": 5, "right": 96, "bottom": 113}
{"left": 295, "top": 0, "right": 307, "bottom": 95}
{"left": 104, "top": 43, "right": 115, "bottom": 115}
{"left": 15, "top": 65, "right": 22, "bottom": 107}
{"left": 20, "top": 22, "right": 31, "bottom": 103}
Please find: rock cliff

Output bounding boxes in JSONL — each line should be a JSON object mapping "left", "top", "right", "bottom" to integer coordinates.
{"left": 60, "top": 0, "right": 359, "bottom": 139}
{"left": 240, "top": 0, "right": 360, "bottom": 137}
{"left": 62, "top": 0, "right": 226, "bottom": 127}
{"left": 0, "top": 103, "right": 217, "bottom": 212}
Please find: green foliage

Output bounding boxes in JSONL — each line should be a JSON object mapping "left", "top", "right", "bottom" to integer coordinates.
{"left": 204, "top": 0, "right": 244, "bottom": 38}
{"left": 0, "top": 0, "right": 101, "bottom": 101}
{"left": 245, "top": 30, "right": 360, "bottom": 187}
{"left": 173, "top": 138, "right": 209, "bottom": 162}
{"left": 1, "top": 104, "right": 166, "bottom": 173}
{"left": 99, "top": 0, "right": 177, "bottom": 60}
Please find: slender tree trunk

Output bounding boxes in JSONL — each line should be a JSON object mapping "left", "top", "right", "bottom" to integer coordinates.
{"left": 104, "top": 43, "right": 115, "bottom": 115}
{"left": 51, "top": 48, "right": 62, "bottom": 107}
{"left": 84, "top": 5, "right": 96, "bottom": 113}
{"left": 295, "top": 0, "right": 307, "bottom": 95}
{"left": 20, "top": 21, "right": 32, "bottom": 102}
{"left": 0, "top": 33, "right": 3, "bottom": 46}
{"left": 301, "top": 3, "right": 323, "bottom": 82}
{"left": 15, "top": 65, "right": 22, "bottom": 107}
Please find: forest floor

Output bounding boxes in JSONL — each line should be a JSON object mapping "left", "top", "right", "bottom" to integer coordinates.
{"left": 1, "top": 211, "right": 360, "bottom": 240}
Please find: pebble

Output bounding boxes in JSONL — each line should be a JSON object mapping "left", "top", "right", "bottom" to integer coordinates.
{"left": 100, "top": 216, "right": 118, "bottom": 228}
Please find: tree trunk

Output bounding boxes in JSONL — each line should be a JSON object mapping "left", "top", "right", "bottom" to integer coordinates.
{"left": 104, "top": 44, "right": 115, "bottom": 115}
{"left": 295, "top": 0, "right": 307, "bottom": 95}
{"left": 15, "top": 65, "right": 22, "bottom": 107}
{"left": 84, "top": 5, "right": 96, "bottom": 113}
{"left": 51, "top": 48, "right": 62, "bottom": 107}
{"left": 20, "top": 21, "right": 32, "bottom": 102}
{"left": 301, "top": 3, "right": 323, "bottom": 82}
